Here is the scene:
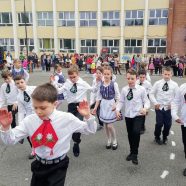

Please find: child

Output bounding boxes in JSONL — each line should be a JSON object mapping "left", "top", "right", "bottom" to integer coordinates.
{"left": 0, "top": 70, "right": 18, "bottom": 128}
{"left": 14, "top": 75, "right": 36, "bottom": 159}
{"left": 125, "top": 60, "right": 130, "bottom": 73}
{"left": 140, "top": 62, "right": 151, "bottom": 82}
{"left": 0, "top": 83, "right": 97, "bottom": 186}
{"left": 22, "top": 59, "right": 28, "bottom": 70}
{"left": 11, "top": 59, "right": 29, "bottom": 82}
{"left": 148, "top": 61, "right": 154, "bottom": 76}
{"left": 93, "top": 66, "right": 120, "bottom": 150}
{"left": 90, "top": 66, "right": 104, "bottom": 130}
{"left": 171, "top": 83, "right": 186, "bottom": 176}
{"left": 53, "top": 64, "right": 66, "bottom": 109}
{"left": 51, "top": 65, "right": 96, "bottom": 157}
{"left": 149, "top": 67, "right": 178, "bottom": 145}
{"left": 136, "top": 70, "right": 152, "bottom": 134}
{"left": 116, "top": 69, "right": 150, "bottom": 165}
{"left": 178, "top": 62, "right": 184, "bottom": 78}
{"left": 91, "top": 61, "right": 96, "bottom": 74}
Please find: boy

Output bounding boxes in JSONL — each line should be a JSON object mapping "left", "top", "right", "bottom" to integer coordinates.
{"left": 136, "top": 70, "right": 152, "bottom": 134}
{"left": 116, "top": 69, "right": 150, "bottom": 165}
{"left": 0, "top": 83, "right": 97, "bottom": 186}
{"left": 14, "top": 75, "right": 36, "bottom": 159}
{"left": 51, "top": 65, "right": 97, "bottom": 157}
{"left": 11, "top": 59, "right": 29, "bottom": 82}
{"left": 0, "top": 70, "right": 18, "bottom": 128}
{"left": 149, "top": 67, "right": 178, "bottom": 145}
{"left": 171, "top": 83, "right": 186, "bottom": 176}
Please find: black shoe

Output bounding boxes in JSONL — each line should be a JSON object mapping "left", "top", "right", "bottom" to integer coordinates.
{"left": 19, "top": 139, "right": 24, "bottom": 144}
{"left": 183, "top": 168, "right": 186, "bottom": 176}
{"left": 155, "top": 138, "right": 163, "bottom": 145}
{"left": 132, "top": 154, "right": 138, "bottom": 165}
{"left": 97, "top": 125, "right": 103, "bottom": 131}
{"left": 112, "top": 142, "right": 118, "bottom": 150}
{"left": 163, "top": 138, "right": 168, "bottom": 145}
{"left": 126, "top": 153, "right": 133, "bottom": 161}
{"left": 73, "top": 143, "right": 80, "bottom": 157}
{"left": 28, "top": 153, "right": 35, "bottom": 160}
{"left": 106, "top": 143, "right": 111, "bottom": 149}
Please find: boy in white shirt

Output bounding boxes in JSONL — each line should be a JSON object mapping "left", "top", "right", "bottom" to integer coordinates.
{"left": 171, "top": 83, "right": 186, "bottom": 176}
{"left": 0, "top": 83, "right": 97, "bottom": 186}
{"left": 150, "top": 67, "right": 178, "bottom": 145}
{"left": 116, "top": 69, "right": 150, "bottom": 165}
{"left": 0, "top": 70, "right": 18, "bottom": 128}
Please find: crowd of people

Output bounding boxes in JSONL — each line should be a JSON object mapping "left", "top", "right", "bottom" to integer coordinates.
{"left": 0, "top": 51, "right": 186, "bottom": 186}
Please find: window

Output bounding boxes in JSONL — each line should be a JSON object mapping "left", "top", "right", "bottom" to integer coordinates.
{"left": 0, "top": 13, "right": 12, "bottom": 26}
{"left": 147, "top": 38, "right": 166, "bottom": 53}
{"left": 80, "top": 12, "right": 97, "bottom": 26}
{"left": 39, "top": 39, "right": 54, "bottom": 51}
{"left": 125, "top": 10, "right": 144, "bottom": 26}
{"left": 80, "top": 39, "right": 97, "bottom": 53}
{"left": 124, "top": 39, "right": 142, "bottom": 53}
{"left": 59, "top": 39, "right": 75, "bottom": 53}
{"left": 58, "top": 12, "right": 75, "bottom": 26}
{"left": 102, "top": 39, "right": 119, "bottom": 53}
{"left": 0, "top": 38, "right": 14, "bottom": 51}
{"left": 37, "top": 12, "right": 53, "bottom": 26}
{"left": 149, "top": 9, "right": 168, "bottom": 25}
{"left": 102, "top": 11, "right": 120, "bottom": 26}
{"left": 18, "top": 12, "right": 32, "bottom": 26}
{"left": 19, "top": 39, "right": 34, "bottom": 52}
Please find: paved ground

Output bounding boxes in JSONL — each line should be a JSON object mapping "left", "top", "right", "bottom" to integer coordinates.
{"left": 0, "top": 68, "right": 186, "bottom": 186}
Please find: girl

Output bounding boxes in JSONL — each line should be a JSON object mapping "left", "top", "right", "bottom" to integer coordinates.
{"left": 148, "top": 60, "right": 154, "bottom": 76}
{"left": 53, "top": 64, "right": 65, "bottom": 109}
{"left": 92, "top": 66, "right": 120, "bottom": 150}
{"left": 90, "top": 66, "right": 104, "bottom": 130}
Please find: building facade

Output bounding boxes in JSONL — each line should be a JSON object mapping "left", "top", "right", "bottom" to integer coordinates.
{"left": 0, "top": 0, "right": 170, "bottom": 57}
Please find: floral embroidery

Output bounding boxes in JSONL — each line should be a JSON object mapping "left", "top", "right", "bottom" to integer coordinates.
{"left": 46, "top": 133, "right": 55, "bottom": 142}
{"left": 35, "top": 133, "right": 43, "bottom": 144}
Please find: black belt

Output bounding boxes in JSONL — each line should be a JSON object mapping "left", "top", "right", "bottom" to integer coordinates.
{"left": 36, "top": 154, "right": 66, "bottom": 165}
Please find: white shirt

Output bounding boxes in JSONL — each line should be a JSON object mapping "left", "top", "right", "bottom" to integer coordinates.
{"left": 149, "top": 79, "right": 178, "bottom": 110}
{"left": 53, "top": 77, "right": 95, "bottom": 104}
{"left": 171, "top": 84, "right": 186, "bottom": 127}
{"left": 17, "top": 86, "right": 36, "bottom": 123}
{"left": 0, "top": 80, "right": 18, "bottom": 107}
{"left": 96, "top": 82, "right": 120, "bottom": 101}
{"left": 146, "top": 72, "right": 151, "bottom": 82}
{"left": 136, "top": 79, "right": 152, "bottom": 95}
{"left": 90, "top": 79, "right": 101, "bottom": 106}
{"left": 0, "top": 109, "right": 97, "bottom": 160}
{"left": 116, "top": 85, "right": 150, "bottom": 118}
{"left": 6, "top": 56, "right": 12, "bottom": 67}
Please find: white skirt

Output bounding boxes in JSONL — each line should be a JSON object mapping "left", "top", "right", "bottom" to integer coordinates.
{"left": 99, "top": 98, "right": 117, "bottom": 124}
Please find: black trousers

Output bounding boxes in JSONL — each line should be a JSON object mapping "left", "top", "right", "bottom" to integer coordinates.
{"left": 154, "top": 109, "right": 172, "bottom": 140}
{"left": 90, "top": 102, "right": 103, "bottom": 126}
{"left": 7, "top": 105, "right": 17, "bottom": 128}
{"left": 125, "top": 116, "right": 144, "bottom": 155}
{"left": 31, "top": 156, "right": 69, "bottom": 186}
{"left": 68, "top": 103, "right": 83, "bottom": 144}
{"left": 181, "top": 125, "right": 186, "bottom": 158}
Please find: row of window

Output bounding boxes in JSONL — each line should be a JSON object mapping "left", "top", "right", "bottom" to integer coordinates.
{"left": 0, "top": 38, "right": 166, "bottom": 54}
{"left": 0, "top": 9, "right": 168, "bottom": 27}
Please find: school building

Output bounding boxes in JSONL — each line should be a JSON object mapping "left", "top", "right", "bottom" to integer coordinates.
{"left": 0, "top": 0, "right": 185, "bottom": 58}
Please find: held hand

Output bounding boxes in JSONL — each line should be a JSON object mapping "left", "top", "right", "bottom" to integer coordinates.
{"left": 0, "top": 109, "right": 12, "bottom": 130}
{"left": 50, "top": 75, "right": 55, "bottom": 83}
{"left": 155, "top": 104, "right": 160, "bottom": 110}
{"left": 12, "top": 103, "right": 18, "bottom": 111}
{"left": 175, "top": 119, "right": 183, "bottom": 124}
{"left": 140, "top": 108, "right": 147, "bottom": 115}
{"left": 77, "top": 100, "right": 91, "bottom": 119}
{"left": 116, "top": 111, "right": 121, "bottom": 120}
{"left": 91, "top": 108, "right": 97, "bottom": 115}
{"left": 112, "top": 104, "right": 116, "bottom": 111}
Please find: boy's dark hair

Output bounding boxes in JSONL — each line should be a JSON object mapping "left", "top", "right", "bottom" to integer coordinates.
{"left": 163, "top": 66, "right": 172, "bottom": 72}
{"left": 138, "top": 70, "right": 147, "bottom": 76}
{"left": 31, "top": 83, "right": 57, "bottom": 103}
{"left": 68, "top": 65, "right": 79, "bottom": 75}
{"left": 127, "top": 69, "right": 137, "bottom": 76}
{"left": 1, "top": 70, "right": 12, "bottom": 79}
{"left": 14, "top": 75, "right": 25, "bottom": 81}
{"left": 96, "top": 66, "right": 103, "bottom": 73}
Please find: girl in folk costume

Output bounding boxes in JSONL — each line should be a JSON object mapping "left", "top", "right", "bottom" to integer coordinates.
{"left": 92, "top": 66, "right": 120, "bottom": 150}
{"left": 53, "top": 64, "right": 65, "bottom": 109}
